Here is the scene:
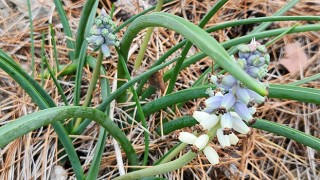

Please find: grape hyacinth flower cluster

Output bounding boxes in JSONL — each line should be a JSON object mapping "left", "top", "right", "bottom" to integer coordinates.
{"left": 178, "top": 39, "right": 269, "bottom": 165}
{"left": 87, "top": 9, "right": 119, "bottom": 57}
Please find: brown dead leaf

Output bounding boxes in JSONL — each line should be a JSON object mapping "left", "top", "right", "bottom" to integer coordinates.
{"left": 148, "top": 71, "right": 165, "bottom": 94}
{"left": 279, "top": 42, "right": 308, "bottom": 73}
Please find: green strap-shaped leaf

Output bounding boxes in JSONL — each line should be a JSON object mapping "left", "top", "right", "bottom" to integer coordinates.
{"left": 120, "top": 12, "right": 267, "bottom": 96}
{"left": 53, "top": 0, "right": 75, "bottom": 60}
{"left": 157, "top": 116, "right": 320, "bottom": 151}
{"left": 141, "top": 84, "right": 320, "bottom": 116}
{"left": 0, "top": 49, "right": 85, "bottom": 179}
{"left": 269, "top": 84, "right": 320, "bottom": 104}
{"left": 139, "top": 84, "right": 320, "bottom": 151}
{"left": 0, "top": 106, "right": 139, "bottom": 167}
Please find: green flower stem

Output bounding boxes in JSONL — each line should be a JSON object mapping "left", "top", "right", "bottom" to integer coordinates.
{"left": 0, "top": 106, "right": 139, "bottom": 167}
{"left": 73, "top": 50, "right": 104, "bottom": 130}
{"left": 117, "top": 48, "right": 150, "bottom": 166}
{"left": 85, "top": 55, "right": 111, "bottom": 178}
{"left": 27, "top": 0, "right": 35, "bottom": 77}
{"left": 50, "top": 24, "right": 61, "bottom": 72}
{"left": 41, "top": 32, "right": 46, "bottom": 87}
{"left": 134, "top": 0, "right": 164, "bottom": 70}
{"left": 120, "top": 12, "right": 267, "bottom": 96}
{"left": 166, "top": 0, "right": 228, "bottom": 95}
{"left": 153, "top": 142, "right": 187, "bottom": 165}
{"left": 114, "top": 151, "right": 196, "bottom": 180}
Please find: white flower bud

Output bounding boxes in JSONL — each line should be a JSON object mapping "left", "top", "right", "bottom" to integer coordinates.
{"left": 228, "top": 133, "right": 239, "bottom": 145}
{"left": 193, "top": 111, "right": 210, "bottom": 123}
{"left": 249, "top": 107, "right": 256, "bottom": 115}
{"left": 199, "top": 114, "right": 219, "bottom": 130}
{"left": 203, "top": 146, "right": 219, "bottom": 165}
{"left": 220, "top": 92, "right": 236, "bottom": 110}
{"left": 194, "top": 134, "right": 209, "bottom": 150}
{"left": 246, "top": 89, "right": 265, "bottom": 104}
{"left": 234, "top": 101, "right": 253, "bottom": 122}
{"left": 221, "top": 112, "right": 233, "bottom": 129}
{"left": 204, "top": 96, "right": 223, "bottom": 110}
{"left": 179, "top": 132, "right": 197, "bottom": 144}
{"left": 217, "top": 128, "right": 231, "bottom": 148}
{"left": 236, "top": 87, "right": 251, "bottom": 105}
{"left": 231, "top": 114, "right": 250, "bottom": 134}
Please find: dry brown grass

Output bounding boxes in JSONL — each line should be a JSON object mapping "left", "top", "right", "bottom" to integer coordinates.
{"left": 0, "top": 0, "right": 319, "bottom": 179}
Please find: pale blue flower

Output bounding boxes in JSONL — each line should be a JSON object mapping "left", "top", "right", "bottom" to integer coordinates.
{"left": 87, "top": 9, "right": 119, "bottom": 57}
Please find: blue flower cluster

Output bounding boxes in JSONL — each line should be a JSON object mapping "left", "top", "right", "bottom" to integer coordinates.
{"left": 87, "top": 9, "right": 119, "bottom": 57}
{"left": 205, "top": 39, "right": 268, "bottom": 125}
{"left": 179, "top": 39, "right": 270, "bottom": 162}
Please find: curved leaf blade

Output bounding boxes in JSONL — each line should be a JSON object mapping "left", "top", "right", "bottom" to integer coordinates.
{"left": 120, "top": 12, "right": 267, "bottom": 96}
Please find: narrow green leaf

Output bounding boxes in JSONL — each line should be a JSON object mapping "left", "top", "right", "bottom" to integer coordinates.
{"left": 113, "top": 0, "right": 175, "bottom": 33}
{"left": 142, "top": 85, "right": 211, "bottom": 118}
{"left": 98, "top": 58, "right": 178, "bottom": 111}
{"left": 155, "top": 116, "right": 197, "bottom": 135}
{"left": 27, "top": 0, "right": 35, "bottom": 77}
{"left": 117, "top": 48, "right": 150, "bottom": 165}
{"left": 251, "top": 119, "right": 320, "bottom": 151}
{"left": 50, "top": 24, "right": 61, "bottom": 72}
{"left": 134, "top": 0, "right": 165, "bottom": 70}
{"left": 269, "top": 84, "right": 320, "bottom": 104}
{"left": 158, "top": 116, "right": 320, "bottom": 151}
{"left": 166, "top": 0, "right": 228, "bottom": 94}
{"left": 114, "top": 152, "right": 196, "bottom": 180}
{"left": 141, "top": 84, "right": 320, "bottom": 119}
{"left": 289, "top": 73, "right": 320, "bottom": 86}
{"left": 0, "top": 107, "right": 139, "bottom": 167}
{"left": 42, "top": 55, "right": 69, "bottom": 106}
{"left": 53, "top": 0, "right": 75, "bottom": 60}
{"left": 120, "top": 12, "right": 267, "bottom": 96}
{"left": 73, "top": 41, "right": 88, "bottom": 107}
{"left": 0, "top": 50, "right": 84, "bottom": 179}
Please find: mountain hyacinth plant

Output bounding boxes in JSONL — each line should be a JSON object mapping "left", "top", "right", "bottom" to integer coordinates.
{"left": 178, "top": 39, "right": 269, "bottom": 165}
{"left": 0, "top": 0, "right": 320, "bottom": 179}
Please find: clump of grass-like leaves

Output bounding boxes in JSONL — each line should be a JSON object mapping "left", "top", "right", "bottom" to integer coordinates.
{"left": 0, "top": 0, "right": 319, "bottom": 179}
